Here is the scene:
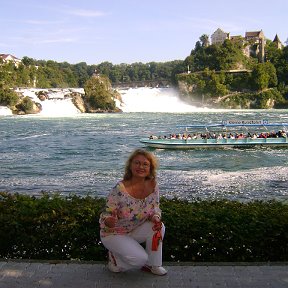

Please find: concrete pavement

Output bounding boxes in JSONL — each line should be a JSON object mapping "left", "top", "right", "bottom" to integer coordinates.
{"left": 1, "top": 260, "right": 288, "bottom": 288}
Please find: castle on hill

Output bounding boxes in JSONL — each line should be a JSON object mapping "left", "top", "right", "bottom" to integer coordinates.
{"left": 210, "top": 28, "right": 283, "bottom": 63}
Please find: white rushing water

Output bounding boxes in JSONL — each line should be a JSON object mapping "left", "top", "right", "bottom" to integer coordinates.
{"left": 39, "top": 99, "right": 81, "bottom": 116}
{"left": 118, "top": 87, "right": 212, "bottom": 113}
{"left": 20, "top": 88, "right": 82, "bottom": 117}
{"left": 0, "top": 87, "right": 216, "bottom": 116}
{"left": 0, "top": 106, "right": 13, "bottom": 115}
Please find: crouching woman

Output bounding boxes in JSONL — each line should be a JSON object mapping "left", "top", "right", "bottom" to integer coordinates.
{"left": 99, "top": 149, "right": 167, "bottom": 276}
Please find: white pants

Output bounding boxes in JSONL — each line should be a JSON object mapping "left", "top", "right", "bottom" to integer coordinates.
{"left": 100, "top": 221, "right": 165, "bottom": 271}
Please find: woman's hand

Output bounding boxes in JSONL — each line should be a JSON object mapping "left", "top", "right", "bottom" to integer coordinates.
{"left": 151, "top": 214, "right": 162, "bottom": 231}
{"left": 104, "top": 211, "right": 118, "bottom": 228}
{"left": 151, "top": 214, "right": 161, "bottom": 223}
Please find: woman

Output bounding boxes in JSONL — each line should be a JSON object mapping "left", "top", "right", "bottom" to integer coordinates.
{"left": 99, "top": 149, "right": 167, "bottom": 276}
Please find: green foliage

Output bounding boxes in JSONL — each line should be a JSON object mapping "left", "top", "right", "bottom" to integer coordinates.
{"left": 256, "top": 89, "right": 285, "bottom": 108}
{"left": 96, "top": 60, "right": 184, "bottom": 85}
{"left": 177, "top": 70, "right": 229, "bottom": 99}
{"left": 1, "top": 56, "right": 184, "bottom": 90}
{"left": 220, "top": 89, "right": 285, "bottom": 109}
{"left": 1, "top": 193, "right": 287, "bottom": 262}
{"left": 266, "top": 44, "right": 288, "bottom": 86}
{"left": 179, "top": 34, "right": 288, "bottom": 108}
{"left": 161, "top": 198, "right": 288, "bottom": 262}
{"left": 84, "top": 75, "right": 116, "bottom": 110}
{"left": 251, "top": 63, "right": 278, "bottom": 91}
{"left": 187, "top": 38, "right": 254, "bottom": 73}
{"left": 0, "top": 192, "right": 106, "bottom": 260}
{"left": 15, "top": 96, "right": 34, "bottom": 113}
{"left": 0, "top": 85, "right": 19, "bottom": 106}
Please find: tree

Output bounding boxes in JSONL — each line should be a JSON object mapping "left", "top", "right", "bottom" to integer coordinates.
{"left": 22, "top": 56, "right": 36, "bottom": 67}
{"left": 251, "top": 63, "right": 277, "bottom": 91}
{"left": 16, "top": 96, "right": 34, "bottom": 113}
{"left": 199, "top": 34, "right": 210, "bottom": 47}
{"left": 72, "top": 62, "right": 90, "bottom": 87}
{"left": 0, "top": 85, "right": 19, "bottom": 106}
{"left": 83, "top": 75, "right": 116, "bottom": 111}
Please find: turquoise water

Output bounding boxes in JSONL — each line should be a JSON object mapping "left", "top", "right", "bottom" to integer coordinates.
{"left": 0, "top": 110, "right": 287, "bottom": 201}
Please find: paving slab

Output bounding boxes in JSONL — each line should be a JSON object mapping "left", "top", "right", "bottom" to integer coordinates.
{"left": 0, "top": 261, "right": 287, "bottom": 288}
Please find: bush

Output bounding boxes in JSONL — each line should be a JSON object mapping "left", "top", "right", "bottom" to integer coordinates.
{"left": 15, "top": 96, "right": 34, "bottom": 113}
{"left": 161, "top": 198, "right": 288, "bottom": 262}
{"left": 0, "top": 192, "right": 287, "bottom": 262}
{"left": 0, "top": 87, "right": 19, "bottom": 106}
{"left": 0, "top": 193, "right": 106, "bottom": 260}
{"left": 84, "top": 75, "right": 116, "bottom": 110}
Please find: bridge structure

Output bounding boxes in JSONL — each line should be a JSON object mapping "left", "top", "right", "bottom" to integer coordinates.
{"left": 112, "top": 80, "right": 170, "bottom": 89}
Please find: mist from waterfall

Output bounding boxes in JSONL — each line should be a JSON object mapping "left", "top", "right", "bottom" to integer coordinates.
{"left": 117, "top": 87, "right": 211, "bottom": 112}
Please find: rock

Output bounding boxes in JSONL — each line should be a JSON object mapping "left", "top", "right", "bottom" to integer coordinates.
{"left": 71, "top": 93, "right": 86, "bottom": 113}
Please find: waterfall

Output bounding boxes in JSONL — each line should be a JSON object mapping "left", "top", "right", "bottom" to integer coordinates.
{"left": 117, "top": 87, "right": 211, "bottom": 112}
{"left": 0, "top": 106, "right": 13, "bottom": 116}
{"left": 0, "top": 87, "right": 215, "bottom": 117}
{"left": 39, "top": 98, "right": 81, "bottom": 116}
{"left": 17, "top": 88, "right": 82, "bottom": 117}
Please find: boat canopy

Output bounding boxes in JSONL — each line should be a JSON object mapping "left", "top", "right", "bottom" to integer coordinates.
{"left": 177, "top": 120, "right": 288, "bottom": 130}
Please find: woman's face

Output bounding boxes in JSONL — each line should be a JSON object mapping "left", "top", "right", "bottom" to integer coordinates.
{"left": 130, "top": 154, "right": 151, "bottom": 178}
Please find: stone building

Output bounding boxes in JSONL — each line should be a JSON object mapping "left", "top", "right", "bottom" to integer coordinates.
{"left": 0, "top": 54, "right": 21, "bottom": 67}
{"left": 210, "top": 28, "right": 282, "bottom": 63}
{"left": 244, "top": 30, "right": 265, "bottom": 62}
{"left": 211, "top": 28, "right": 229, "bottom": 45}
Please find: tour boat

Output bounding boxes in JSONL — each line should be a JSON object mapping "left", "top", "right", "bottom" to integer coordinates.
{"left": 140, "top": 120, "right": 288, "bottom": 149}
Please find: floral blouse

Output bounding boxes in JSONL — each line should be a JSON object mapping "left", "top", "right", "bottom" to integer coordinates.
{"left": 99, "top": 181, "right": 161, "bottom": 237}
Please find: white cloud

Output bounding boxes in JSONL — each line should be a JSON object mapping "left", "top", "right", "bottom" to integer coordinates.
{"left": 38, "top": 38, "right": 76, "bottom": 44}
{"left": 24, "top": 19, "right": 65, "bottom": 25}
{"left": 68, "top": 9, "right": 106, "bottom": 17}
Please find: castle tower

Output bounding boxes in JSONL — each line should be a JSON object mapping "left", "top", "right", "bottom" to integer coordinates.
{"left": 273, "top": 34, "right": 283, "bottom": 49}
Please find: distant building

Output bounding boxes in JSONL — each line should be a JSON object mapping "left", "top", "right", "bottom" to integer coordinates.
{"left": 245, "top": 30, "right": 265, "bottom": 62}
{"left": 211, "top": 28, "right": 229, "bottom": 45}
{"left": 210, "top": 28, "right": 269, "bottom": 63}
{"left": 273, "top": 34, "right": 283, "bottom": 49}
{"left": 0, "top": 54, "right": 21, "bottom": 67}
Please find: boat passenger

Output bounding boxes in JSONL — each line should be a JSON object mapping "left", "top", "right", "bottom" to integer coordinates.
{"left": 170, "top": 134, "right": 176, "bottom": 139}
{"left": 149, "top": 135, "right": 158, "bottom": 140}
{"left": 217, "top": 134, "right": 223, "bottom": 139}
{"left": 229, "top": 133, "right": 235, "bottom": 139}
{"left": 259, "top": 132, "right": 267, "bottom": 138}
{"left": 252, "top": 133, "right": 258, "bottom": 139}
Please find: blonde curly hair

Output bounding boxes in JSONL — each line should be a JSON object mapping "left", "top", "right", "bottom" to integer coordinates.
{"left": 123, "top": 149, "right": 158, "bottom": 180}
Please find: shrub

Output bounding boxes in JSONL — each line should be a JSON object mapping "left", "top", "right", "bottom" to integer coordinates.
{"left": 0, "top": 193, "right": 106, "bottom": 260}
{"left": 161, "top": 198, "right": 288, "bottom": 262}
{"left": 15, "top": 96, "right": 34, "bottom": 113}
{"left": 83, "top": 75, "right": 116, "bottom": 111}
{"left": 0, "top": 192, "right": 287, "bottom": 262}
{"left": 0, "top": 87, "right": 19, "bottom": 106}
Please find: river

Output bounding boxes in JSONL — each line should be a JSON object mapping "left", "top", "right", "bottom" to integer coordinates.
{"left": 0, "top": 88, "right": 287, "bottom": 202}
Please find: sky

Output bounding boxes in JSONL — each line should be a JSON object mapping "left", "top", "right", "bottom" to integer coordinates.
{"left": 1, "top": 0, "right": 287, "bottom": 65}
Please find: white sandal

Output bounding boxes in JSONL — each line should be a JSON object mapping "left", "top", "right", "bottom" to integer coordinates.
{"left": 142, "top": 265, "right": 167, "bottom": 276}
